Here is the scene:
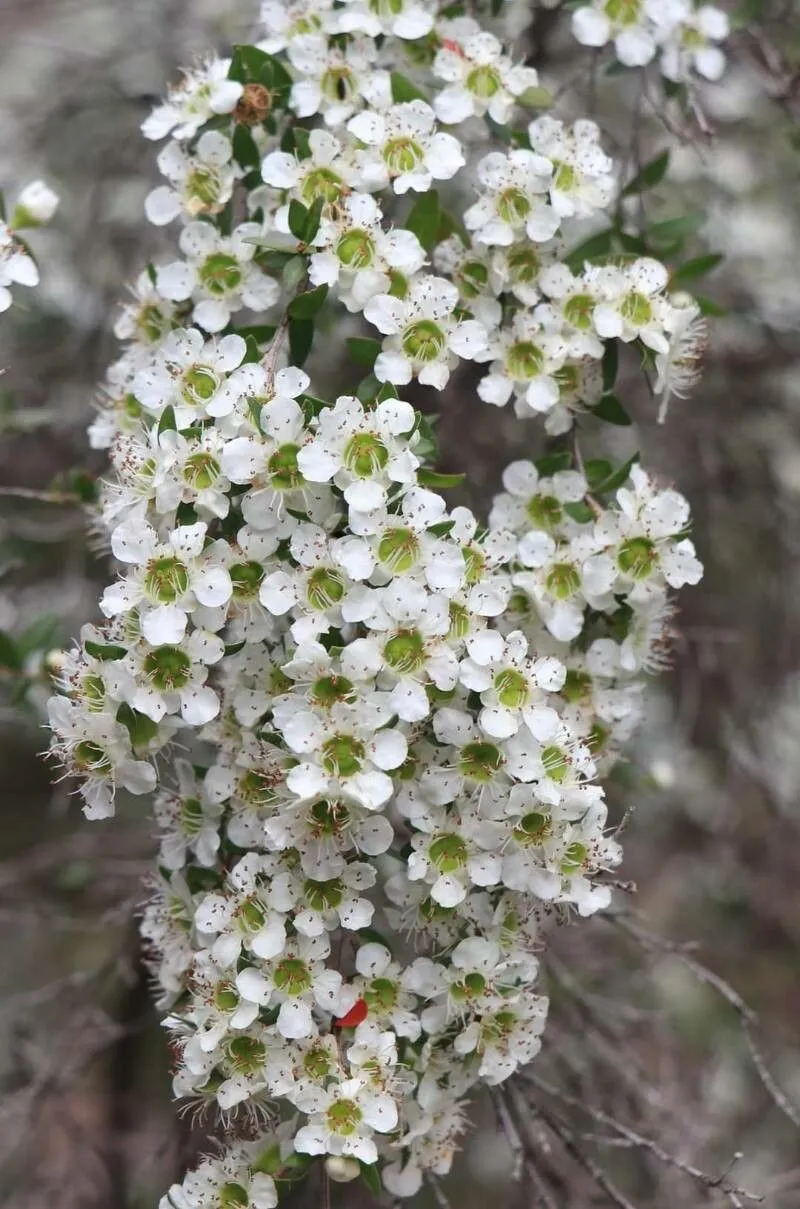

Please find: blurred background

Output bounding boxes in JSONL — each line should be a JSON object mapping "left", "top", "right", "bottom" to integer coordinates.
{"left": 0, "top": 1, "right": 799, "bottom": 1206}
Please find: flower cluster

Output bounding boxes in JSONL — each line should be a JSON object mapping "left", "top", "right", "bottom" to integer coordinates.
{"left": 571, "top": 0, "right": 730, "bottom": 79}
{"left": 0, "top": 180, "right": 59, "bottom": 313}
{"left": 47, "top": 0, "right": 710, "bottom": 1202}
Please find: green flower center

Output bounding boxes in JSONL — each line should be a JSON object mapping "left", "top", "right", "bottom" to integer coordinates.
{"left": 551, "top": 160, "right": 577, "bottom": 193}
{"left": 186, "top": 167, "right": 222, "bottom": 208}
{"left": 343, "top": 432, "right": 389, "bottom": 477}
{"left": 215, "top": 984, "right": 240, "bottom": 1012}
{"left": 466, "top": 64, "right": 502, "bottom": 99}
{"left": 230, "top": 560, "right": 265, "bottom": 599}
{"left": 564, "top": 294, "right": 595, "bottom": 330}
{"left": 312, "top": 675, "right": 356, "bottom": 708}
{"left": 369, "top": 0, "right": 404, "bottom": 13}
{"left": 378, "top": 527, "right": 420, "bottom": 573}
{"left": 309, "top": 798, "right": 351, "bottom": 837}
{"left": 545, "top": 562, "right": 581, "bottom": 600}
{"left": 74, "top": 741, "right": 112, "bottom": 775}
{"left": 143, "top": 645, "right": 192, "bottom": 691}
{"left": 463, "top": 542, "right": 486, "bottom": 585}
{"left": 620, "top": 291, "right": 653, "bottom": 326}
{"left": 322, "top": 735, "right": 365, "bottom": 778}
{"left": 198, "top": 252, "right": 242, "bottom": 296}
{"left": 219, "top": 1182, "right": 250, "bottom": 1209}
{"left": 268, "top": 443, "right": 304, "bottom": 490}
{"left": 273, "top": 956, "right": 313, "bottom": 996}
{"left": 563, "top": 669, "right": 592, "bottom": 703}
{"left": 364, "top": 977, "right": 397, "bottom": 1013}
{"left": 402, "top": 318, "right": 447, "bottom": 363}
{"left": 617, "top": 536, "right": 658, "bottom": 579}
{"left": 337, "top": 229, "right": 376, "bottom": 269}
{"left": 181, "top": 796, "right": 204, "bottom": 834}
{"left": 182, "top": 365, "right": 220, "bottom": 404}
{"left": 306, "top": 567, "right": 346, "bottom": 611}
{"left": 605, "top": 0, "right": 642, "bottom": 24}
{"left": 527, "top": 494, "right": 563, "bottom": 531}
{"left": 237, "top": 767, "right": 280, "bottom": 807}
{"left": 451, "top": 971, "right": 486, "bottom": 1002}
{"left": 542, "top": 745, "right": 569, "bottom": 783}
{"left": 303, "top": 1043, "right": 335, "bottom": 1079}
{"left": 384, "top": 629, "right": 426, "bottom": 674}
{"left": 227, "top": 1035, "right": 266, "bottom": 1074}
{"left": 457, "top": 259, "right": 488, "bottom": 299}
{"left": 561, "top": 841, "right": 588, "bottom": 874}
{"left": 137, "top": 303, "right": 171, "bottom": 343}
{"left": 494, "top": 668, "right": 529, "bottom": 709}
{"left": 506, "top": 246, "right": 541, "bottom": 285}
{"left": 428, "top": 833, "right": 467, "bottom": 873}
{"left": 183, "top": 451, "right": 221, "bottom": 489}
{"left": 321, "top": 67, "right": 358, "bottom": 105}
{"left": 383, "top": 137, "right": 425, "bottom": 175}
{"left": 81, "top": 674, "right": 106, "bottom": 712}
{"left": 459, "top": 741, "right": 504, "bottom": 783}
{"left": 301, "top": 166, "right": 345, "bottom": 205}
{"left": 304, "top": 877, "right": 344, "bottom": 911}
{"left": 513, "top": 811, "right": 551, "bottom": 846}
{"left": 327, "top": 1099, "right": 363, "bottom": 1136}
{"left": 506, "top": 340, "right": 544, "bottom": 380}
{"left": 144, "top": 555, "right": 189, "bottom": 603}
{"left": 448, "top": 601, "right": 470, "bottom": 640}
{"left": 497, "top": 187, "right": 531, "bottom": 225}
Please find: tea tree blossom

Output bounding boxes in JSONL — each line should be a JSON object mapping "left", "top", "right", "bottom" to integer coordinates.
{"left": 44, "top": 0, "right": 725, "bottom": 1199}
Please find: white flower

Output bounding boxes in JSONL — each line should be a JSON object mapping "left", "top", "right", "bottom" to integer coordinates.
{"left": 590, "top": 257, "right": 675, "bottom": 354}
{"left": 477, "top": 308, "right": 567, "bottom": 413}
{"left": 293, "top": 1075, "right": 398, "bottom": 1164}
{"left": 297, "top": 393, "right": 418, "bottom": 513}
{"left": 13, "top": 179, "right": 60, "bottom": 227}
{"left": 145, "top": 131, "right": 239, "bottom": 226}
{"left": 288, "top": 33, "right": 378, "bottom": 127}
{"left": 308, "top": 192, "right": 426, "bottom": 313}
{"left": 334, "top": 0, "right": 435, "bottom": 40}
{"left": 0, "top": 222, "right": 39, "bottom": 312}
{"left": 132, "top": 328, "right": 266, "bottom": 426}
{"left": 262, "top": 128, "right": 356, "bottom": 214}
{"left": 529, "top": 117, "right": 615, "bottom": 219}
{"left": 258, "top": 0, "right": 335, "bottom": 53}
{"left": 465, "top": 149, "right": 558, "bottom": 247}
{"left": 142, "top": 57, "right": 243, "bottom": 141}
{"left": 652, "top": 1, "right": 729, "bottom": 82}
{"left": 571, "top": 1, "right": 657, "bottom": 67}
{"left": 348, "top": 101, "right": 465, "bottom": 195}
{"left": 366, "top": 275, "right": 489, "bottom": 389}
{"left": 157, "top": 222, "right": 280, "bottom": 333}
{"left": 433, "top": 24, "right": 540, "bottom": 126}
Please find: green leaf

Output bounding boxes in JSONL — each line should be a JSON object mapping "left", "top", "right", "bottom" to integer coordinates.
{"left": 356, "top": 373, "right": 381, "bottom": 404}
{"left": 288, "top": 199, "right": 310, "bottom": 242}
{"left": 649, "top": 212, "right": 706, "bottom": 246}
{"left": 565, "top": 228, "right": 614, "bottom": 271}
{"left": 357, "top": 926, "right": 394, "bottom": 952}
{"left": 417, "top": 469, "right": 466, "bottom": 489}
{"left": 157, "top": 404, "right": 177, "bottom": 435}
{"left": 535, "top": 451, "right": 572, "bottom": 476}
{"left": 622, "top": 150, "right": 670, "bottom": 197}
{"left": 585, "top": 459, "right": 613, "bottom": 488}
{"left": 185, "top": 866, "right": 221, "bottom": 895}
{"left": 235, "top": 324, "right": 277, "bottom": 345}
{"left": 695, "top": 295, "right": 728, "bottom": 317}
{"left": 359, "top": 1163, "right": 382, "bottom": 1196}
{"left": 601, "top": 341, "right": 619, "bottom": 394}
{"left": 85, "top": 640, "right": 128, "bottom": 662}
{"left": 592, "top": 452, "right": 640, "bottom": 495}
{"left": 232, "top": 124, "right": 260, "bottom": 170}
{"left": 18, "top": 615, "right": 59, "bottom": 657}
{"left": 289, "top": 317, "right": 314, "bottom": 365}
{"left": 224, "top": 640, "right": 247, "bottom": 657}
{"left": 0, "top": 631, "right": 21, "bottom": 671}
{"left": 390, "top": 72, "right": 428, "bottom": 103}
{"left": 427, "top": 520, "right": 456, "bottom": 537}
{"left": 671, "top": 253, "right": 723, "bottom": 284}
{"left": 116, "top": 703, "right": 159, "bottom": 750}
{"left": 302, "top": 196, "right": 324, "bottom": 243}
{"left": 288, "top": 284, "right": 328, "bottom": 319}
{"left": 404, "top": 190, "right": 440, "bottom": 252}
{"left": 564, "top": 502, "right": 595, "bottom": 523}
{"left": 293, "top": 127, "right": 312, "bottom": 159}
{"left": 347, "top": 337, "right": 381, "bottom": 368}
{"left": 591, "top": 393, "right": 632, "bottom": 426}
